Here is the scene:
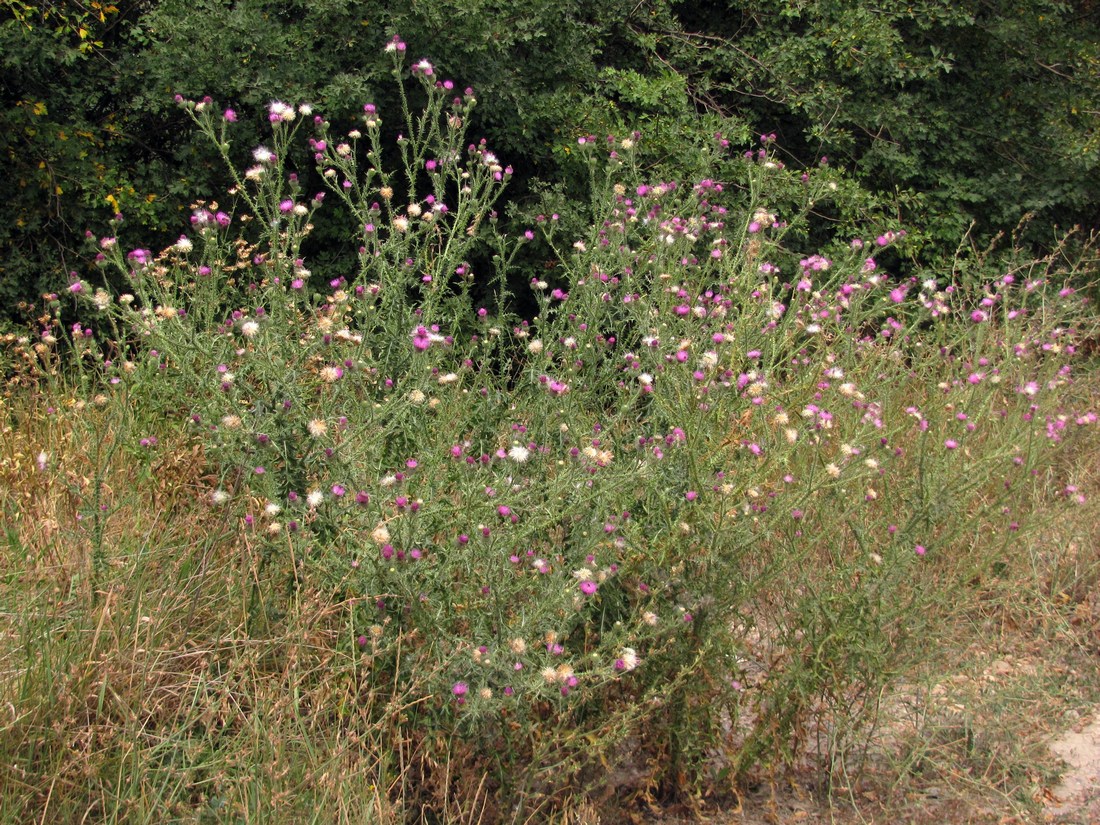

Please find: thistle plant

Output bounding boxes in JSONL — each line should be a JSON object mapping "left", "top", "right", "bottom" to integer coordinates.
{"left": 60, "top": 37, "right": 1099, "bottom": 817}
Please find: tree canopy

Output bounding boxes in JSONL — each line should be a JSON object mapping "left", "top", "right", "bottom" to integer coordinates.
{"left": 2, "top": 0, "right": 1097, "bottom": 318}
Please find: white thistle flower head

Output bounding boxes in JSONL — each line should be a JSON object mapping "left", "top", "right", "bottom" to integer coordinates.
{"left": 269, "top": 100, "right": 295, "bottom": 121}
{"left": 211, "top": 489, "right": 230, "bottom": 505}
{"left": 306, "top": 490, "right": 324, "bottom": 508}
{"left": 240, "top": 320, "right": 260, "bottom": 338}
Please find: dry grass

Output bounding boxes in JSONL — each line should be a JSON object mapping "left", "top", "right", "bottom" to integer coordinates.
{"left": 2, "top": 361, "right": 1099, "bottom": 823}
{"left": 0, "top": 390, "right": 407, "bottom": 823}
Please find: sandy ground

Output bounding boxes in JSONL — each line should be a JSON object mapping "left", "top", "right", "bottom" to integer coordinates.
{"left": 1045, "top": 714, "right": 1100, "bottom": 823}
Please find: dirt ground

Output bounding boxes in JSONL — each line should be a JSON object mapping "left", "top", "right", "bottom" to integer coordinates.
{"left": 639, "top": 646, "right": 1100, "bottom": 825}
{"left": 643, "top": 726, "right": 1100, "bottom": 825}
{"left": 672, "top": 720, "right": 1100, "bottom": 825}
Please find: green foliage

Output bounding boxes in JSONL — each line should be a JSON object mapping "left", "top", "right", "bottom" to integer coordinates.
{"left": 2, "top": 0, "right": 1097, "bottom": 326}
{"left": 0, "top": 1, "right": 178, "bottom": 315}
{"left": 675, "top": 0, "right": 1100, "bottom": 253}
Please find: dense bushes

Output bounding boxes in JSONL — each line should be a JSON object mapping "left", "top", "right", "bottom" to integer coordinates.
{"left": 2, "top": 0, "right": 1098, "bottom": 320}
